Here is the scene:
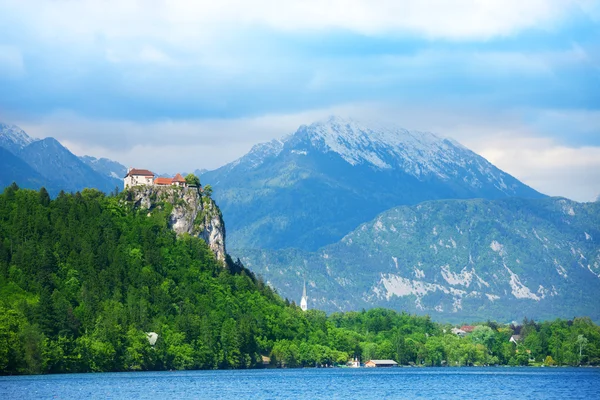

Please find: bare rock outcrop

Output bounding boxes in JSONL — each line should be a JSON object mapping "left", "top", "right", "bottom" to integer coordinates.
{"left": 127, "top": 186, "right": 226, "bottom": 263}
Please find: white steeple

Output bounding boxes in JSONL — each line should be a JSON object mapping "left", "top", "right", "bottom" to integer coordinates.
{"left": 300, "top": 280, "right": 308, "bottom": 311}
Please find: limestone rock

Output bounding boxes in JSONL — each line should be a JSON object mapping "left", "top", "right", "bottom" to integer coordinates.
{"left": 127, "top": 186, "right": 226, "bottom": 264}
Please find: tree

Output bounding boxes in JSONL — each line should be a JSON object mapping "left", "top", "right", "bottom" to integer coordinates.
{"left": 472, "top": 326, "right": 495, "bottom": 352}
{"left": 185, "top": 174, "right": 200, "bottom": 187}
{"left": 220, "top": 318, "right": 241, "bottom": 368}
{"left": 203, "top": 184, "right": 213, "bottom": 197}
{"left": 424, "top": 336, "right": 445, "bottom": 366}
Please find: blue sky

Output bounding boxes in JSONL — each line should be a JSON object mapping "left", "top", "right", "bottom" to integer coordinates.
{"left": 0, "top": 0, "right": 599, "bottom": 201}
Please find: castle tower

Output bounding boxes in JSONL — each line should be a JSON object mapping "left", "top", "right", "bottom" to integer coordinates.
{"left": 300, "top": 280, "right": 308, "bottom": 311}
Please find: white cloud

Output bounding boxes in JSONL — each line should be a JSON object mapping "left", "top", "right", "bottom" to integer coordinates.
{"left": 3, "top": 0, "right": 585, "bottom": 46}
{"left": 478, "top": 139, "right": 600, "bottom": 202}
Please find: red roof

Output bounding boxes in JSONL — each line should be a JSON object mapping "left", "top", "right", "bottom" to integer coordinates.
{"left": 460, "top": 325, "right": 476, "bottom": 333}
{"left": 125, "top": 168, "right": 155, "bottom": 177}
{"left": 154, "top": 177, "right": 173, "bottom": 185}
{"left": 172, "top": 173, "right": 186, "bottom": 183}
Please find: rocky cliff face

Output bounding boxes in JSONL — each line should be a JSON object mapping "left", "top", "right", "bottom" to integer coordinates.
{"left": 127, "top": 185, "right": 226, "bottom": 263}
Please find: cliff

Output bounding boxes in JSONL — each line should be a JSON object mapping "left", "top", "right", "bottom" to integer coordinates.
{"left": 126, "top": 185, "right": 226, "bottom": 263}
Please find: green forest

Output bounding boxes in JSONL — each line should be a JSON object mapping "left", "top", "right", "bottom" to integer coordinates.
{"left": 1, "top": 184, "right": 599, "bottom": 375}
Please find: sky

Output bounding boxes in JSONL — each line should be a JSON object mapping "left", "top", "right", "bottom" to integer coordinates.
{"left": 0, "top": 0, "right": 599, "bottom": 201}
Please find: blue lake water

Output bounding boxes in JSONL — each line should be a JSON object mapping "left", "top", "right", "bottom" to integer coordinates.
{"left": 1, "top": 367, "right": 599, "bottom": 399}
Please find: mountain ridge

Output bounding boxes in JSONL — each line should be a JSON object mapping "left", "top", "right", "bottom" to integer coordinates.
{"left": 202, "top": 116, "right": 545, "bottom": 250}
{"left": 0, "top": 122, "right": 123, "bottom": 195}
{"left": 235, "top": 196, "right": 600, "bottom": 322}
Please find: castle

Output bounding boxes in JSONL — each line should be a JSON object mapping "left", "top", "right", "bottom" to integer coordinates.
{"left": 124, "top": 168, "right": 188, "bottom": 189}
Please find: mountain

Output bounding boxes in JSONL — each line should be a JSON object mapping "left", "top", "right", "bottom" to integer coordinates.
{"left": 202, "top": 116, "right": 545, "bottom": 251}
{"left": 236, "top": 197, "right": 600, "bottom": 322}
{"left": 0, "top": 123, "right": 37, "bottom": 155}
{"left": 0, "top": 147, "right": 49, "bottom": 190}
{"left": 0, "top": 123, "right": 123, "bottom": 195}
{"left": 18, "top": 138, "right": 122, "bottom": 194}
{"left": 80, "top": 155, "right": 127, "bottom": 180}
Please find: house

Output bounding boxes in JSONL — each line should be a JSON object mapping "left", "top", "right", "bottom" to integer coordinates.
{"left": 172, "top": 173, "right": 186, "bottom": 187}
{"left": 509, "top": 335, "right": 522, "bottom": 344}
{"left": 347, "top": 357, "right": 360, "bottom": 368}
{"left": 124, "top": 168, "right": 155, "bottom": 188}
{"left": 154, "top": 177, "right": 173, "bottom": 186}
{"left": 452, "top": 327, "right": 467, "bottom": 337}
{"left": 365, "top": 360, "right": 398, "bottom": 368}
{"left": 154, "top": 174, "right": 187, "bottom": 187}
{"left": 460, "top": 325, "right": 476, "bottom": 333}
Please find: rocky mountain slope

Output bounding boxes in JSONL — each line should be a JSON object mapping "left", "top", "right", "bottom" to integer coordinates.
{"left": 236, "top": 197, "right": 600, "bottom": 322}
{"left": 80, "top": 155, "right": 127, "bottom": 181}
{"left": 125, "top": 185, "right": 226, "bottom": 262}
{"left": 202, "top": 116, "right": 545, "bottom": 251}
{"left": 0, "top": 123, "right": 122, "bottom": 195}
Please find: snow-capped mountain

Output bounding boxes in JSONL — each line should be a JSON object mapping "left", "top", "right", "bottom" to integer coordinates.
{"left": 0, "top": 123, "right": 37, "bottom": 154}
{"left": 202, "top": 116, "right": 545, "bottom": 250}
{"left": 226, "top": 139, "right": 285, "bottom": 173}
{"left": 288, "top": 116, "right": 521, "bottom": 194}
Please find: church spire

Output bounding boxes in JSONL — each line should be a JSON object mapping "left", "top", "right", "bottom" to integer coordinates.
{"left": 300, "top": 280, "right": 308, "bottom": 311}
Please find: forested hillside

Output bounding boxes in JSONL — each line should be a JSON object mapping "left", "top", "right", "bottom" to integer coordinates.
{"left": 1, "top": 185, "right": 599, "bottom": 375}
{"left": 0, "top": 184, "right": 309, "bottom": 373}
{"left": 238, "top": 197, "right": 600, "bottom": 321}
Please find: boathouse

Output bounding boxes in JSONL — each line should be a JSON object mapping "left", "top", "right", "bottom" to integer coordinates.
{"left": 364, "top": 360, "right": 398, "bottom": 368}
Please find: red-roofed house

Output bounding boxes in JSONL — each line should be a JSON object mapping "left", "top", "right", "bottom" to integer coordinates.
{"left": 460, "top": 325, "right": 476, "bottom": 333}
{"left": 154, "top": 177, "right": 173, "bottom": 186}
{"left": 124, "top": 168, "right": 155, "bottom": 188}
{"left": 172, "top": 173, "right": 186, "bottom": 187}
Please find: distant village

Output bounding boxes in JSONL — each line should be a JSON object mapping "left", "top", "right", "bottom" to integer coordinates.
{"left": 124, "top": 168, "right": 190, "bottom": 189}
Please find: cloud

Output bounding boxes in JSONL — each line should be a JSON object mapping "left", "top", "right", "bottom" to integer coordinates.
{"left": 1, "top": 0, "right": 586, "bottom": 42}
{"left": 476, "top": 137, "right": 600, "bottom": 202}
{"left": 1, "top": 0, "right": 597, "bottom": 122}
{"left": 1, "top": 0, "right": 599, "bottom": 201}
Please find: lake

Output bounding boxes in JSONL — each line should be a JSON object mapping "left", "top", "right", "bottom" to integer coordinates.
{"left": 1, "top": 367, "right": 599, "bottom": 399}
